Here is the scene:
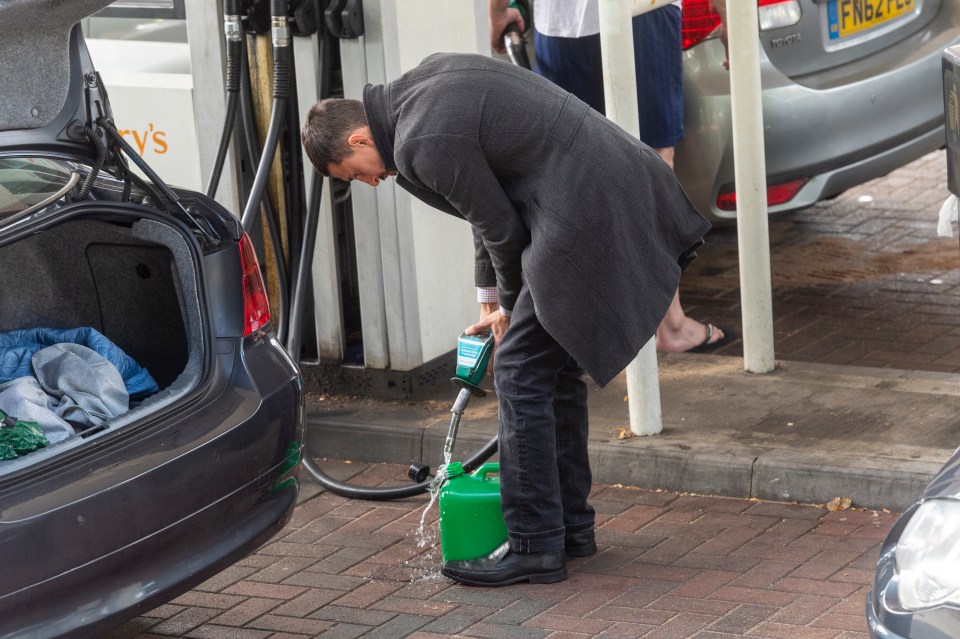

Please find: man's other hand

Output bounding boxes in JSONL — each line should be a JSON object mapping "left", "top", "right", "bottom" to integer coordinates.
{"left": 488, "top": 0, "right": 525, "bottom": 54}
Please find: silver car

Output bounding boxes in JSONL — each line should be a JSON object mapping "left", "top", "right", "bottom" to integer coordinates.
{"left": 676, "top": 0, "right": 960, "bottom": 223}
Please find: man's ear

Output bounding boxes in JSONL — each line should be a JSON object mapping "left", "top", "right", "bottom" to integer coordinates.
{"left": 346, "top": 127, "right": 373, "bottom": 147}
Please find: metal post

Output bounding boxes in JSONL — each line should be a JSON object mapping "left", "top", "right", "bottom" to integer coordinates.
{"left": 597, "top": 0, "right": 674, "bottom": 436}
{"left": 728, "top": 2, "right": 775, "bottom": 373}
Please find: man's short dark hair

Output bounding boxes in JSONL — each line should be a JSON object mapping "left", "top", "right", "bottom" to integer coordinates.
{"left": 301, "top": 98, "right": 368, "bottom": 177}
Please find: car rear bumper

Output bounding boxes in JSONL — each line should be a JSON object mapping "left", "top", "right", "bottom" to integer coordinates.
{"left": 676, "top": 13, "right": 960, "bottom": 224}
{"left": 0, "top": 335, "right": 304, "bottom": 639}
{"left": 4, "top": 475, "right": 298, "bottom": 639}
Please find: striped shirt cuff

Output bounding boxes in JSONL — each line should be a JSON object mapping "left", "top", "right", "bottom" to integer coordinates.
{"left": 477, "top": 287, "right": 498, "bottom": 304}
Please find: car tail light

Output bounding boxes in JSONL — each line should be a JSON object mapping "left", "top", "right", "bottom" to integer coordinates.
{"left": 681, "top": 0, "right": 722, "bottom": 50}
{"left": 716, "top": 178, "right": 808, "bottom": 211}
{"left": 239, "top": 232, "right": 270, "bottom": 336}
{"left": 682, "top": 0, "right": 802, "bottom": 51}
{"left": 758, "top": 0, "right": 802, "bottom": 30}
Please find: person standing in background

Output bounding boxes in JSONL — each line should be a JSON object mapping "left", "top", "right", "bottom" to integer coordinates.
{"left": 489, "top": 0, "right": 732, "bottom": 354}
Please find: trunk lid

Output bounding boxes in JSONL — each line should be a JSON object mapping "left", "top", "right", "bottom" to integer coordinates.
{"left": 0, "top": 1, "right": 114, "bottom": 158}
{"left": 0, "top": 1, "right": 222, "bottom": 246}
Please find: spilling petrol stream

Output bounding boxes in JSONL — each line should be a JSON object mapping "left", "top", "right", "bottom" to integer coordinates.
{"left": 414, "top": 330, "right": 509, "bottom": 566}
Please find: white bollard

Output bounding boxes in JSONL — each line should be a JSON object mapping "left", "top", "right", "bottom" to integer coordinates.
{"left": 597, "top": 0, "right": 675, "bottom": 436}
{"left": 727, "top": 1, "right": 775, "bottom": 373}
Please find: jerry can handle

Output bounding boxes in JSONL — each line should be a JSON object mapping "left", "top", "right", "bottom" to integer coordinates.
{"left": 471, "top": 462, "right": 500, "bottom": 480}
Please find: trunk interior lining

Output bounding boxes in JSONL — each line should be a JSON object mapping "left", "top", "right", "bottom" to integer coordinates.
{"left": 0, "top": 215, "right": 205, "bottom": 471}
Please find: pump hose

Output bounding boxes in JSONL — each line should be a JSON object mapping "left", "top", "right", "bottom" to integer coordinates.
{"left": 300, "top": 436, "right": 499, "bottom": 501}
{"left": 284, "top": 0, "right": 330, "bottom": 359}
{"left": 240, "top": 0, "right": 290, "bottom": 232}
{"left": 285, "top": 170, "right": 320, "bottom": 359}
{"left": 205, "top": 0, "right": 242, "bottom": 199}
{"left": 208, "top": 0, "right": 497, "bottom": 501}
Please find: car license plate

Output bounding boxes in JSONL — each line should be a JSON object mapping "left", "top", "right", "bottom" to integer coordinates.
{"left": 827, "top": 0, "right": 916, "bottom": 40}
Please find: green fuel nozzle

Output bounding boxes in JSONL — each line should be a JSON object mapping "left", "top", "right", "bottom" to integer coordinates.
{"left": 441, "top": 330, "right": 495, "bottom": 463}
{"left": 452, "top": 329, "right": 494, "bottom": 394}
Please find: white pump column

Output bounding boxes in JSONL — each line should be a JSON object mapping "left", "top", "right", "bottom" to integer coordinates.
{"left": 337, "top": 0, "right": 488, "bottom": 371}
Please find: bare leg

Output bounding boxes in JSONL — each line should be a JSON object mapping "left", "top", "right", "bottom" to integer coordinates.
{"left": 655, "top": 290, "right": 725, "bottom": 352}
{"left": 652, "top": 147, "right": 724, "bottom": 353}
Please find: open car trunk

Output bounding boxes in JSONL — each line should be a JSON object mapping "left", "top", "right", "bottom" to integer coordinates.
{"left": 0, "top": 212, "right": 205, "bottom": 471}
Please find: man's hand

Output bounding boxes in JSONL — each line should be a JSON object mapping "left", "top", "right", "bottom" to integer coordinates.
{"left": 468, "top": 302, "right": 511, "bottom": 346}
{"left": 488, "top": 0, "right": 525, "bottom": 54}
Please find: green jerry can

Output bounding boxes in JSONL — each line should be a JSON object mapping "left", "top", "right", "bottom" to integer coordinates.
{"left": 438, "top": 462, "right": 508, "bottom": 562}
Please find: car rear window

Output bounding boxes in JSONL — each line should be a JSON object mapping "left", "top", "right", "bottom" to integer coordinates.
{"left": 0, "top": 157, "right": 76, "bottom": 222}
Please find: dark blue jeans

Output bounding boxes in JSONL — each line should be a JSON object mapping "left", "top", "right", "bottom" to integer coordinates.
{"left": 495, "top": 284, "right": 595, "bottom": 553}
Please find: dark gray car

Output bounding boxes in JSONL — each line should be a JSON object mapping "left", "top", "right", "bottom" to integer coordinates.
{"left": 0, "top": 2, "right": 304, "bottom": 637}
{"left": 867, "top": 447, "right": 960, "bottom": 638}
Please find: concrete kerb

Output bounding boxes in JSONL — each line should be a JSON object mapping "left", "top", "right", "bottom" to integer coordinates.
{"left": 304, "top": 354, "right": 960, "bottom": 512}
{"left": 305, "top": 421, "right": 939, "bottom": 511}
{"left": 751, "top": 452, "right": 943, "bottom": 511}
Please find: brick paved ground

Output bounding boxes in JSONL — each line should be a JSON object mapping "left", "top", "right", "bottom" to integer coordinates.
{"left": 105, "top": 461, "right": 896, "bottom": 639}
{"left": 682, "top": 149, "right": 960, "bottom": 372}
{"left": 102, "top": 152, "right": 958, "bottom": 638}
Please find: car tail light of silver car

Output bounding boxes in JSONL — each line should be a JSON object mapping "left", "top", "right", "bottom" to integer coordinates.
{"left": 681, "top": 0, "right": 721, "bottom": 50}
{"left": 758, "top": 0, "right": 802, "bottom": 30}
{"left": 681, "top": 0, "right": 803, "bottom": 52}
{"left": 894, "top": 499, "right": 960, "bottom": 610}
{"left": 715, "top": 178, "right": 808, "bottom": 211}
{"left": 239, "top": 232, "right": 271, "bottom": 336}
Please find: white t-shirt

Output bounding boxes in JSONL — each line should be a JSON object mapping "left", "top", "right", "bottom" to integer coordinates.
{"left": 534, "top": 0, "right": 682, "bottom": 39}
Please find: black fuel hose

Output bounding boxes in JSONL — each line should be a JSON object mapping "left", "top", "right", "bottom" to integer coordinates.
{"left": 240, "top": 0, "right": 291, "bottom": 232}
{"left": 285, "top": 0, "right": 332, "bottom": 360}
{"left": 283, "top": 56, "right": 305, "bottom": 291}
{"left": 285, "top": 0, "right": 500, "bottom": 499}
{"left": 300, "top": 435, "right": 499, "bottom": 501}
{"left": 205, "top": 0, "right": 242, "bottom": 198}
{"left": 285, "top": 171, "right": 320, "bottom": 359}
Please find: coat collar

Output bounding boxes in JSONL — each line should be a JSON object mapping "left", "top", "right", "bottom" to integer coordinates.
{"left": 362, "top": 83, "right": 397, "bottom": 172}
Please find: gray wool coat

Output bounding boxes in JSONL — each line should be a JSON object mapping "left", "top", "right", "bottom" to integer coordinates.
{"left": 363, "top": 53, "right": 711, "bottom": 387}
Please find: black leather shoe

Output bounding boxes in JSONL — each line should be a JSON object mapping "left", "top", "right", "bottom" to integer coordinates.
{"left": 564, "top": 529, "right": 597, "bottom": 557}
{"left": 441, "top": 544, "right": 567, "bottom": 587}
